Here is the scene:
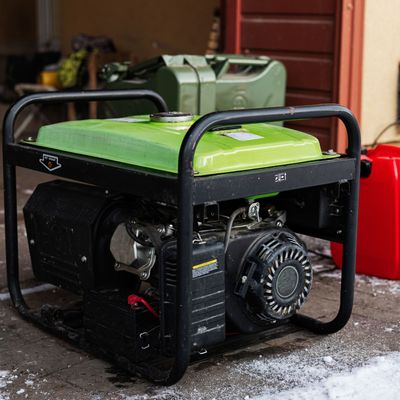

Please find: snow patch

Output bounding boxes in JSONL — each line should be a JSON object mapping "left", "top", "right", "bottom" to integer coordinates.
{"left": 22, "top": 189, "right": 34, "bottom": 195}
{"left": 0, "top": 371, "right": 10, "bottom": 389}
{"left": 360, "top": 275, "right": 400, "bottom": 295}
{"left": 119, "top": 389, "right": 179, "bottom": 400}
{"left": 319, "top": 269, "right": 400, "bottom": 296}
{"left": 238, "top": 353, "right": 335, "bottom": 388}
{"left": 0, "top": 370, "right": 17, "bottom": 400}
{"left": 0, "top": 283, "right": 56, "bottom": 301}
{"left": 250, "top": 352, "right": 400, "bottom": 400}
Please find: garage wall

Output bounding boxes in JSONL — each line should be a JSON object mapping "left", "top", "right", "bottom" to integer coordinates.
{"left": 59, "top": 0, "right": 219, "bottom": 61}
{"left": 0, "top": 0, "right": 36, "bottom": 54}
{"left": 361, "top": 0, "right": 400, "bottom": 145}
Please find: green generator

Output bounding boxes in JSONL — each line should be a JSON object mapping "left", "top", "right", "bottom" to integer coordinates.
{"left": 101, "top": 54, "right": 286, "bottom": 118}
{"left": 3, "top": 89, "right": 360, "bottom": 385}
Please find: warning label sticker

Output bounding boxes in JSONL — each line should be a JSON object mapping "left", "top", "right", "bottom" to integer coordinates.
{"left": 223, "top": 131, "right": 263, "bottom": 141}
{"left": 192, "top": 259, "right": 218, "bottom": 278}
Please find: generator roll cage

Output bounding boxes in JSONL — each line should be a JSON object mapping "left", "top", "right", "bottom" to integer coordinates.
{"left": 3, "top": 89, "right": 360, "bottom": 385}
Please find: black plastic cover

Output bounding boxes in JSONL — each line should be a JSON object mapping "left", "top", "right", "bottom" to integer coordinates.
{"left": 23, "top": 180, "right": 110, "bottom": 293}
{"left": 159, "top": 239, "right": 225, "bottom": 354}
{"left": 83, "top": 289, "right": 158, "bottom": 363}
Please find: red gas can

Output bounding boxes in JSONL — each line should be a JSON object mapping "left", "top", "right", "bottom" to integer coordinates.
{"left": 331, "top": 144, "right": 400, "bottom": 279}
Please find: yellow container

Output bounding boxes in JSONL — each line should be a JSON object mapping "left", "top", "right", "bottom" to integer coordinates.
{"left": 39, "top": 70, "right": 59, "bottom": 88}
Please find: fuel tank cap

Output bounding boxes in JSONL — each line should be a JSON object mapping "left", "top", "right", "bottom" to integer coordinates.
{"left": 150, "top": 111, "right": 193, "bottom": 123}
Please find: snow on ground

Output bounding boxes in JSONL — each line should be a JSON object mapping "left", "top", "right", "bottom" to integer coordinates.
{"left": 0, "top": 370, "right": 53, "bottom": 400}
{"left": 232, "top": 317, "right": 400, "bottom": 400}
{"left": 358, "top": 274, "right": 400, "bottom": 295}
{"left": 115, "top": 351, "right": 400, "bottom": 400}
{"left": 0, "top": 371, "right": 10, "bottom": 389}
{"left": 0, "top": 370, "right": 18, "bottom": 400}
{"left": 319, "top": 268, "right": 400, "bottom": 296}
{"left": 250, "top": 352, "right": 400, "bottom": 400}
{"left": 0, "top": 283, "right": 56, "bottom": 301}
{"left": 118, "top": 389, "right": 181, "bottom": 400}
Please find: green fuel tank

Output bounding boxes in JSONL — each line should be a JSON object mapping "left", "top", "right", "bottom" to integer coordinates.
{"left": 30, "top": 112, "right": 337, "bottom": 176}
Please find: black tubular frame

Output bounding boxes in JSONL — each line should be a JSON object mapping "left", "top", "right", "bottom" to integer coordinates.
{"left": 2, "top": 89, "right": 360, "bottom": 385}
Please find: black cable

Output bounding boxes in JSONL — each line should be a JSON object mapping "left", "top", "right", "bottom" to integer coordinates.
{"left": 313, "top": 265, "right": 337, "bottom": 275}
{"left": 224, "top": 207, "right": 247, "bottom": 253}
{"left": 308, "top": 249, "right": 333, "bottom": 260}
{"left": 368, "top": 139, "right": 400, "bottom": 146}
{"left": 371, "top": 121, "right": 399, "bottom": 147}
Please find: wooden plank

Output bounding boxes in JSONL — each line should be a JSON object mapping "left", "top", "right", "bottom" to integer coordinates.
{"left": 285, "top": 122, "right": 332, "bottom": 149}
{"left": 247, "top": 52, "right": 334, "bottom": 92}
{"left": 280, "top": 56, "right": 333, "bottom": 92}
{"left": 223, "top": 0, "right": 346, "bottom": 150}
{"left": 222, "top": 0, "right": 242, "bottom": 53}
{"left": 285, "top": 92, "right": 333, "bottom": 129}
{"left": 285, "top": 116, "right": 332, "bottom": 130}
{"left": 284, "top": 114, "right": 332, "bottom": 131}
{"left": 242, "top": 0, "right": 336, "bottom": 15}
{"left": 241, "top": 18, "right": 335, "bottom": 53}
{"left": 285, "top": 91, "right": 332, "bottom": 104}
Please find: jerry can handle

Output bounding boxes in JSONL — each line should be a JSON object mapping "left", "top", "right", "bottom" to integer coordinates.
{"left": 212, "top": 55, "right": 270, "bottom": 78}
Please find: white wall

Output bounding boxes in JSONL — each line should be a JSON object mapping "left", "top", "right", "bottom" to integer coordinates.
{"left": 361, "top": 0, "right": 400, "bottom": 145}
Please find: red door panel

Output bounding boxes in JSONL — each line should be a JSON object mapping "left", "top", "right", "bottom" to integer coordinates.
{"left": 224, "top": 0, "right": 341, "bottom": 150}
{"left": 242, "top": 0, "right": 336, "bottom": 15}
{"left": 241, "top": 19, "right": 335, "bottom": 54}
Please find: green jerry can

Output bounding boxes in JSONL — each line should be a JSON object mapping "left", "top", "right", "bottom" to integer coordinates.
{"left": 101, "top": 54, "right": 286, "bottom": 119}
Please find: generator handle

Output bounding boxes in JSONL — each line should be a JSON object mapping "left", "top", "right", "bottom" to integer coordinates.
{"left": 2, "top": 89, "right": 167, "bottom": 313}
{"left": 171, "top": 104, "right": 361, "bottom": 384}
{"left": 3, "top": 89, "right": 168, "bottom": 144}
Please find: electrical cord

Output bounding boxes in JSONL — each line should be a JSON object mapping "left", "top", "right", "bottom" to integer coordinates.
{"left": 370, "top": 121, "right": 400, "bottom": 147}
{"left": 308, "top": 248, "right": 333, "bottom": 259}
{"left": 224, "top": 207, "right": 247, "bottom": 253}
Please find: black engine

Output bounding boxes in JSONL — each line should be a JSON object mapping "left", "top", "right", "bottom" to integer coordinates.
{"left": 23, "top": 179, "right": 336, "bottom": 359}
